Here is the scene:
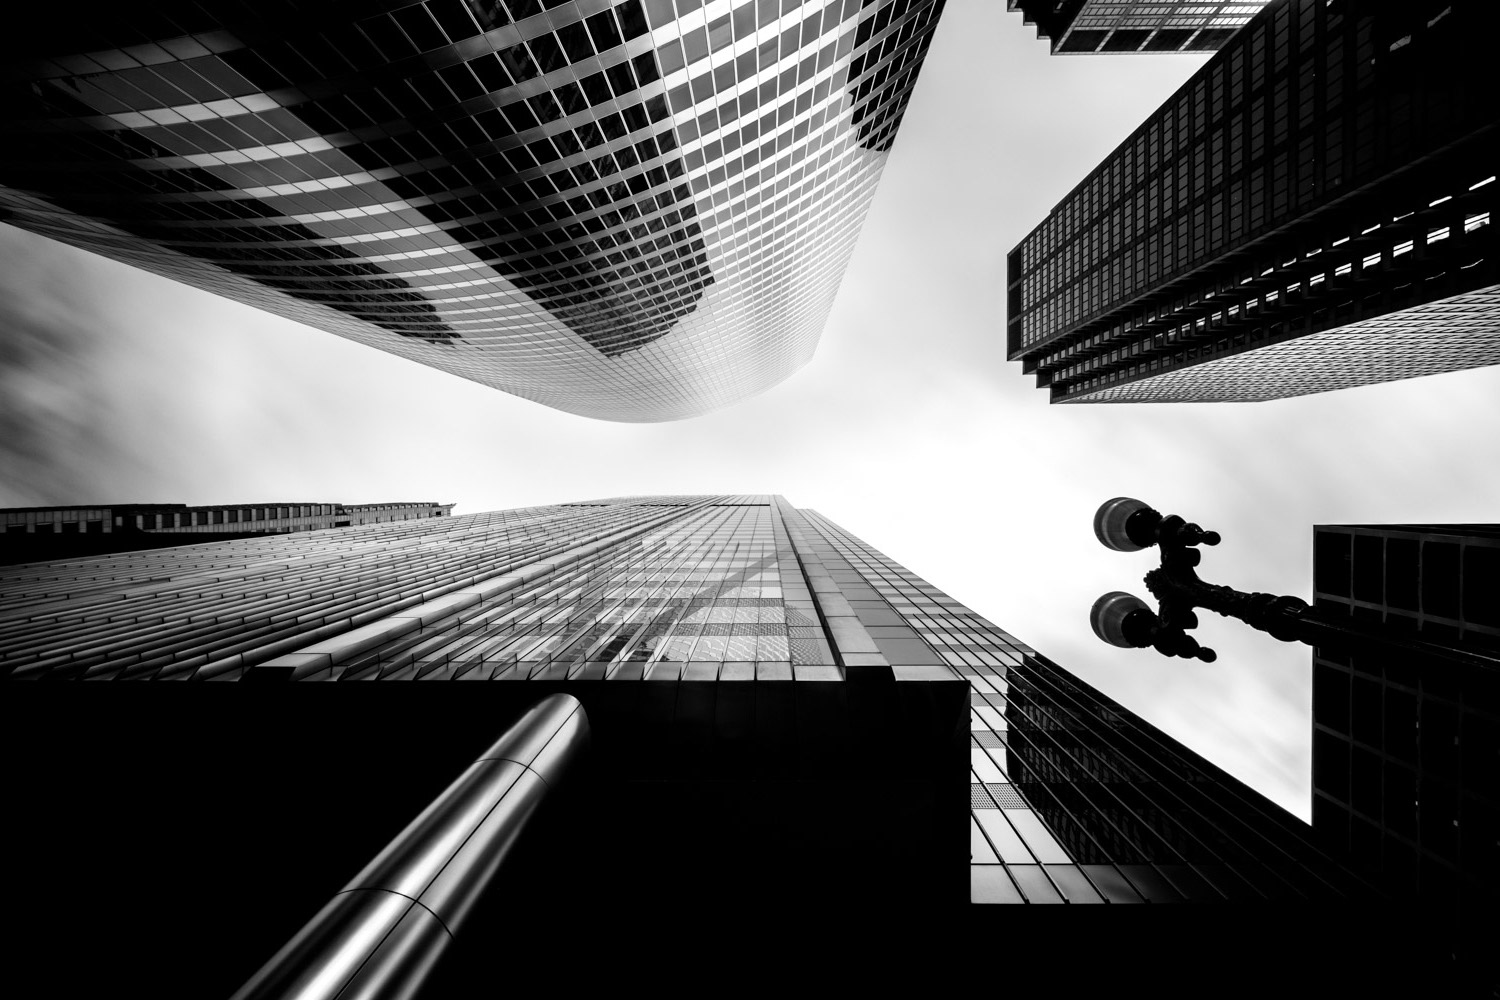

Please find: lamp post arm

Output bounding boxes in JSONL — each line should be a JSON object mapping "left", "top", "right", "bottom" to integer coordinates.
{"left": 1094, "top": 499, "right": 1500, "bottom": 674}
{"left": 1143, "top": 565, "right": 1307, "bottom": 640}
{"left": 1280, "top": 605, "right": 1500, "bottom": 673}
{"left": 1144, "top": 566, "right": 1500, "bottom": 672}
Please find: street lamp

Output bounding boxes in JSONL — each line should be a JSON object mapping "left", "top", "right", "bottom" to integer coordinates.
{"left": 1089, "top": 497, "right": 1500, "bottom": 671}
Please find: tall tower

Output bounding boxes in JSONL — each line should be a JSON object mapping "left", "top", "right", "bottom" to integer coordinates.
{"left": 1006, "top": 0, "right": 1498, "bottom": 403}
{"left": 0, "top": 0, "right": 945, "bottom": 421}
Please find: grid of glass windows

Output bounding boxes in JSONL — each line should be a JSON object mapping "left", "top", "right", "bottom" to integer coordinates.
{"left": 1008, "top": 0, "right": 1265, "bottom": 55}
{"left": 1066, "top": 282, "right": 1500, "bottom": 402}
{"left": 1310, "top": 524, "right": 1499, "bottom": 973}
{"left": 1, "top": 499, "right": 685, "bottom": 680}
{"left": 1311, "top": 525, "right": 1500, "bottom": 890}
{"left": 0, "top": 0, "right": 944, "bottom": 422}
{"left": 1006, "top": 0, "right": 1498, "bottom": 403}
{"left": 0, "top": 496, "right": 854, "bottom": 682}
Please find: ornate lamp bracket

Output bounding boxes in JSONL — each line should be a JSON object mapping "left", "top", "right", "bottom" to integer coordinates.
{"left": 1093, "top": 497, "right": 1306, "bottom": 663}
{"left": 1091, "top": 497, "right": 1499, "bottom": 672}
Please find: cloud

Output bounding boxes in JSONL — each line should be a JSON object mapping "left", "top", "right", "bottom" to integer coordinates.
{"left": 0, "top": 227, "right": 148, "bottom": 504}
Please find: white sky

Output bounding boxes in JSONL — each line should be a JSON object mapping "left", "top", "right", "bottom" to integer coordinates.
{"left": 2, "top": 0, "right": 1498, "bottom": 818}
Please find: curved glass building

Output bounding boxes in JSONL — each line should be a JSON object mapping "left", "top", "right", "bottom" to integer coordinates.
{"left": 0, "top": 0, "right": 944, "bottom": 420}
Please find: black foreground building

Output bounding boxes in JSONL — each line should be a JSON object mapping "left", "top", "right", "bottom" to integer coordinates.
{"left": 4, "top": 496, "right": 1472, "bottom": 994}
{"left": 1311, "top": 523, "right": 1500, "bottom": 979}
{"left": 1008, "top": 0, "right": 1499, "bottom": 402}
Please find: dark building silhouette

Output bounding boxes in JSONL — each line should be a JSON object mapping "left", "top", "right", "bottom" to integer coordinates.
{"left": 993, "top": 652, "right": 1367, "bottom": 901}
{"left": 1007, "top": 0, "right": 1266, "bottom": 54}
{"left": 1007, "top": 0, "right": 1498, "bottom": 402}
{"left": 0, "top": 0, "right": 945, "bottom": 421}
{"left": 1311, "top": 523, "right": 1500, "bottom": 983}
{"left": 0, "top": 499, "right": 452, "bottom": 563}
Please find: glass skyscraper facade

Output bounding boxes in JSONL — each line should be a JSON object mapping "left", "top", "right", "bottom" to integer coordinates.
{"left": 2, "top": 494, "right": 1371, "bottom": 914}
{"left": 1007, "top": 0, "right": 1266, "bottom": 54}
{"left": 0, "top": 0, "right": 943, "bottom": 421}
{"left": 1311, "top": 523, "right": 1500, "bottom": 978}
{"left": 1007, "top": 0, "right": 1498, "bottom": 402}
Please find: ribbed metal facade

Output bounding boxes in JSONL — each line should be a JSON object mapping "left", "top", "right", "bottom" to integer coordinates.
{"left": 1007, "top": 0, "right": 1498, "bottom": 402}
{"left": 0, "top": 0, "right": 944, "bottom": 421}
{"left": 1, "top": 494, "right": 1371, "bottom": 905}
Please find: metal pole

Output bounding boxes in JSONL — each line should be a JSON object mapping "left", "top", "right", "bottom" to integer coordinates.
{"left": 231, "top": 694, "right": 588, "bottom": 1000}
{"left": 1150, "top": 561, "right": 1500, "bottom": 671}
{"left": 1281, "top": 606, "right": 1500, "bottom": 673}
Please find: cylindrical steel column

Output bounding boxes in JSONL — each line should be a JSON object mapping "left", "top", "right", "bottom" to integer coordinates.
{"left": 232, "top": 694, "right": 588, "bottom": 1000}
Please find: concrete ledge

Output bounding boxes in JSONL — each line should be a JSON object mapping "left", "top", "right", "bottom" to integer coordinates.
{"left": 472, "top": 575, "right": 523, "bottom": 601}
{"left": 825, "top": 617, "right": 880, "bottom": 653}
{"left": 270, "top": 652, "right": 332, "bottom": 679}
{"left": 259, "top": 617, "right": 421, "bottom": 673}
{"left": 892, "top": 664, "right": 961, "bottom": 681}
{"left": 395, "top": 590, "right": 481, "bottom": 627}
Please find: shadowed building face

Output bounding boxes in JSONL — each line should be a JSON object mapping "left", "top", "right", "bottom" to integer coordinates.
{"left": 1310, "top": 523, "right": 1500, "bottom": 973}
{"left": 0, "top": 0, "right": 944, "bottom": 421}
{"left": 1007, "top": 0, "right": 1267, "bottom": 55}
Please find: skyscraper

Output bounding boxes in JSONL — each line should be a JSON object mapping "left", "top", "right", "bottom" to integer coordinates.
{"left": 1007, "top": 0, "right": 1498, "bottom": 403}
{"left": 1311, "top": 523, "right": 1499, "bottom": 980}
{"left": 0, "top": 0, "right": 944, "bottom": 421}
{"left": 9, "top": 494, "right": 1462, "bottom": 992}
{"left": 4, "top": 498, "right": 1371, "bottom": 852}
{"left": 1007, "top": 0, "right": 1267, "bottom": 54}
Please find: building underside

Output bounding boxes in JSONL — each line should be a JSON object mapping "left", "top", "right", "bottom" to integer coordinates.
{"left": 1, "top": 0, "right": 945, "bottom": 420}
